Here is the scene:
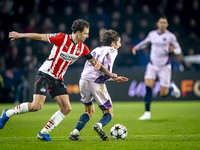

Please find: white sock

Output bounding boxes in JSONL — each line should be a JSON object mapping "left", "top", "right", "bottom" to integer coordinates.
{"left": 144, "top": 111, "right": 151, "bottom": 115}
{"left": 6, "top": 102, "right": 29, "bottom": 117}
{"left": 41, "top": 110, "right": 65, "bottom": 134}
{"left": 72, "top": 129, "right": 79, "bottom": 135}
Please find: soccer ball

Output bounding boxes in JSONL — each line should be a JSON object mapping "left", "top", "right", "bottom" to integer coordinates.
{"left": 110, "top": 124, "right": 128, "bottom": 139}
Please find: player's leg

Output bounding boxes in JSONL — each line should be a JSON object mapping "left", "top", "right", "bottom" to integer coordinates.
{"left": 69, "top": 104, "right": 95, "bottom": 140}
{"left": 96, "top": 108, "right": 113, "bottom": 128}
{"left": 139, "top": 63, "right": 156, "bottom": 120}
{"left": 160, "top": 83, "right": 180, "bottom": 98}
{"left": 38, "top": 94, "right": 70, "bottom": 141}
{"left": 92, "top": 83, "right": 112, "bottom": 141}
{"left": 0, "top": 72, "right": 48, "bottom": 129}
{"left": 159, "top": 64, "right": 180, "bottom": 98}
{"left": 37, "top": 79, "right": 69, "bottom": 141}
{"left": 94, "top": 108, "right": 113, "bottom": 130}
{"left": 138, "top": 79, "right": 155, "bottom": 120}
{"left": 0, "top": 94, "right": 46, "bottom": 129}
{"left": 93, "top": 108, "right": 113, "bottom": 141}
{"left": 69, "top": 79, "right": 94, "bottom": 140}
{"left": 160, "top": 86, "right": 170, "bottom": 96}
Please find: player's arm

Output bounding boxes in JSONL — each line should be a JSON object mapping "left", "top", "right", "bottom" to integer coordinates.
{"left": 169, "top": 35, "right": 182, "bottom": 55}
{"left": 113, "top": 76, "right": 129, "bottom": 82}
{"left": 84, "top": 54, "right": 117, "bottom": 78}
{"left": 9, "top": 31, "right": 48, "bottom": 42}
{"left": 132, "top": 32, "right": 151, "bottom": 55}
{"left": 88, "top": 57, "right": 117, "bottom": 78}
{"left": 132, "top": 46, "right": 139, "bottom": 55}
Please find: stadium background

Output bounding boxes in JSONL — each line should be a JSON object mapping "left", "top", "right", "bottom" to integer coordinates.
{"left": 0, "top": 0, "right": 199, "bottom": 103}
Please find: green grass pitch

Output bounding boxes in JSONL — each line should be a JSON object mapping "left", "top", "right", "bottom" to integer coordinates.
{"left": 0, "top": 101, "right": 200, "bottom": 150}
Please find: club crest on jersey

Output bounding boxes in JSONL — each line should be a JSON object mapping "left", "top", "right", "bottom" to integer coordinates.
{"left": 163, "top": 37, "right": 167, "bottom": 41}
{"left": 40, "top": 87, "right": 46, "bottom": 92}
{"left": 76, "top": 49, "right": 81, "bottom": 54}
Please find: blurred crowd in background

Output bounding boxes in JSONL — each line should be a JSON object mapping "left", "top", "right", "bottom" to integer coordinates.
{"left": 0, "top": 0, "right": 199, "bottom": 102}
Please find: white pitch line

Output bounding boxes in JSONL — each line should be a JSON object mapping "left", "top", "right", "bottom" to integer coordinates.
{"left": 0, "top": 134, "right": 199, "bottom": 139}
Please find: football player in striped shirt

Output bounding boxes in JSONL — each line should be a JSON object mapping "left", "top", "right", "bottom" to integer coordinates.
{"left": 69, "top": 28, "right": 128, "bottom": 141}
{"left": 0, "top": 19, "right": 118, "bottom": 141}
{"left": 132, "top": 15, "right": 181, "bottom": 120}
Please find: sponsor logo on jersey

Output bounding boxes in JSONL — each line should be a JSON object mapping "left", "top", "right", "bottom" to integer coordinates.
{"left": 60, "top": 52, "right": 78, "bottom": 61}
{"left": 40, "top": 87, "right": 46, "bottom": 92}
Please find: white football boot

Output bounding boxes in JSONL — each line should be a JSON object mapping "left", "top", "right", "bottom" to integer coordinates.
{"left": 171, "top": 83, "right": 181, "bottom": 98}
{"left": 138, "top": 111, "right": 151, "bottom": 120}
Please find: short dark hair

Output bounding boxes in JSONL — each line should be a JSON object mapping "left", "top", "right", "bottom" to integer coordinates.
{"left": 71, "top": 19, "right": 90, "bottom": 33}
{"left": 158, "top": 15, "right": 168, "bottom": 20}
{"left": 99, "top": 28, "right": 120, "bottom": 46}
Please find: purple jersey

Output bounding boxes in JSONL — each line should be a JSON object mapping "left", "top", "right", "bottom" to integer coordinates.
{"left": 81, "top": 46, "right": 118, "bottom": 83}
{"left": 136, "top": 30, "right": 181, "bottom": 66}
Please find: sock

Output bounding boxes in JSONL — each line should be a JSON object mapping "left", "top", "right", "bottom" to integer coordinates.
{"left": 41, "top": 110, "right": 65, "bottom": 134}
{"left": 98, "top": 113, "right": 112, "bottom": 127}
{"left": 6, "top": 102, "right": 29, "bottom": 117}
{"left": 72, "top": 128, "right": 79, "bottom": 135}
{"left": 167, "top": 87, "right": 173, "bottom": 97}
{"left": 74, "top": 113, "right": 90, "bottom": 132}
{"left": 144, "top": 111, "right": 151, "bottom": 115}
{"left": 144, "top": 86, "right": 152, "bottom": 111}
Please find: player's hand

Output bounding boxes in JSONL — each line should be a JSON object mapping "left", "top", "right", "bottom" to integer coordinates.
{"left": 111, "top": 73, "right": 117, "bottom": 78}
{"left": 169, "top": 45, "right": 174, "bottom": 53}
{"left": 94, "top": 60, "right": 101, "bottom": 71}
{"left": 113, "top": 76, "right": 129, "bottom": 82}
{"left": 132, "top": 46, "right": 139, "bottom": 55}
{"left": 9, "top": 31, "right": 20, "bottom": 41}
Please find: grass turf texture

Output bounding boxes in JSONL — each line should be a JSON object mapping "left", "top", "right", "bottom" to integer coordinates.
{"left": 0, "top": 101, "right": 200, "bottom": 150}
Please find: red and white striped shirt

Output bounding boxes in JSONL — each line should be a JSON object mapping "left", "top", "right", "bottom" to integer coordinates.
{"left": 39, "top": 33, "right": 90, "bottom": 80}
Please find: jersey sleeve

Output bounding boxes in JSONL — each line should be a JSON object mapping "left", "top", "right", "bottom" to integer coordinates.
{"left": 47, "top": 32, "right": 65, "bottom": 46}
{"left": 81, "top": 44, "right": 90, "bottom": 56}
{"left": 136, "top": 32, "right": 151, "bottom": 49}
{"left": 170, "top": 34, "right": 182, "bottom": 55}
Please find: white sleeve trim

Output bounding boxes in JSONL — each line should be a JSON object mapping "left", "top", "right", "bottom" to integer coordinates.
{"left": 47, "top": 34, "right": 51, "bottom": 43}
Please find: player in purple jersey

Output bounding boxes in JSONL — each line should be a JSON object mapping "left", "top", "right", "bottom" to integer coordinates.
{"left": 69, "top": 28, "right": 128, "bottom": 141}
{"left": 132, "top": 15, "right": 181, "bottom": 120}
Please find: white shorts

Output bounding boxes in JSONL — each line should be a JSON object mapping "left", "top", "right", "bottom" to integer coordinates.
{"left": 79, "top": 79, "right": 112, "bottom": 110}
{"left": 144, "top": 63, "right": 171, "bottom": 87}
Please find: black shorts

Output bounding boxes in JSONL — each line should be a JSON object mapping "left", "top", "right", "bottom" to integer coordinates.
{"left": 33, "top": 71, "right": 68, "bottom": 98}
